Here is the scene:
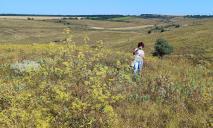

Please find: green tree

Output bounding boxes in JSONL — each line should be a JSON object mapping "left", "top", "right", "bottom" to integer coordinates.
{"left": 153, "top": 38, "right": 173, "bottom": 57}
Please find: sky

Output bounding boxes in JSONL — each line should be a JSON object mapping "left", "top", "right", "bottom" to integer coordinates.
{"left": 0, "top": 0, "right": 213, "bottom": 15}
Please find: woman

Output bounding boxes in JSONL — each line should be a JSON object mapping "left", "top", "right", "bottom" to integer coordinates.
{"left": 132, "top": 42, "right": 145, "bottom": 78}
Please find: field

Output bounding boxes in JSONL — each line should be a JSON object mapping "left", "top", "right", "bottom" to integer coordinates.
{"left": 0, "top": 16, "right": 212, "bottom": 128}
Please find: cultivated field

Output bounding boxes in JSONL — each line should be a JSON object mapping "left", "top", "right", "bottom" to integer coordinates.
{"left": 0, "top": 16, "right": 212, "bottom": 127}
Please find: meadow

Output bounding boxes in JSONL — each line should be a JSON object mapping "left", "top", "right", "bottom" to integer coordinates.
{"left": 0, "top": 16, "right": 212, "bottom": 128}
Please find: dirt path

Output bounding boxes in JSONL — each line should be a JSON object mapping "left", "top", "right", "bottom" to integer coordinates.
{"left": 90, "top": 25, "right": 154, "bottom": 30}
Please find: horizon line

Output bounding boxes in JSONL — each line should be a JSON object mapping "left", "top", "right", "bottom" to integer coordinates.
{"left": 0, "top": 13, "right": 213, "bottom": 17}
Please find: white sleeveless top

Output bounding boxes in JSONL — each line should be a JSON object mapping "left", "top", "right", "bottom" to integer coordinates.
{"left": 134, "top": 48, "right": 144, "bottom": 61}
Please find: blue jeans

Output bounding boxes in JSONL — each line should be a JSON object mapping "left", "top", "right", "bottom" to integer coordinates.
{"left": 133, "top": 60, "right": 143, "bottom": 77}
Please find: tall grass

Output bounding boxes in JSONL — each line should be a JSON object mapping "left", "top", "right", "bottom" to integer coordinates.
{"left": 0, "top": 33, "right": 212, "bottom": 127}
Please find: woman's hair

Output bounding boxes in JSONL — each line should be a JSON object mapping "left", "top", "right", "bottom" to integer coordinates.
{"left": 133, "top": 42, "right": 144, "bottom": 55}
{"left": 138, "top": 42, "right": 144, "bottom": 48}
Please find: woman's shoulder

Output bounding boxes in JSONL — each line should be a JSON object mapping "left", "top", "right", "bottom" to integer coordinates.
{"left": 138, "top": 49, "right": 144, "bottom": 52}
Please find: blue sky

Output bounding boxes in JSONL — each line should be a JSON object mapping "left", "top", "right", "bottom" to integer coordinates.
{"left": 0, "top": 0, "right": 213, "bottom": 15}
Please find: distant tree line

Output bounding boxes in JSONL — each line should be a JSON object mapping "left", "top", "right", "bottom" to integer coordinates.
{"left": 0, "top": 14, "right": 74, "bottom": 17}
{"left": 2, "top": 13, "right": 212, "bottom": 20}
{"left": 0, "top": 14, "right": 125, "bottom": 18}
{"left": 85, "top": 15, "right": 125, "bottom": 20}
{"left": 139, "top": 14, "right": 175, "bottom": 19}
{"left": 184, "top": 15, "right": 213, "bottom": 18}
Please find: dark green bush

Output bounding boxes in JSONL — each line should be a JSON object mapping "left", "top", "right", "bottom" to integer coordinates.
{"left": 27, "top": 17, "right": 34, "bottom": 20}
{"left": 153, "top": 38, "right": 173, "bottom": 57}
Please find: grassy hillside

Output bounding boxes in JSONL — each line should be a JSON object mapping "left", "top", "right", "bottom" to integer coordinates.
{"left": 0, "top": 18, "right": 66, "bottom": 43}
{"left": 0, "top": 16, "right": 212, "bottom": 127}
{"left": 0, "top": 41, "right": 212, "bottom": 127}
{"left": 0, "top": 17, "right": 212, "bottom": 64}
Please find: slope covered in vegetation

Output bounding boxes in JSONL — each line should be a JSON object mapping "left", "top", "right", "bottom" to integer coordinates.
{"left": 0, "top": 33, "right": 212, "bottom": 127}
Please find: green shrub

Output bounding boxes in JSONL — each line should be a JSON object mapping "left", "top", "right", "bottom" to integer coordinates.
{"left": 153, "top": 38, "right": 173, "bottom": 57}
{"left": 27, "top": 17, "right": 34, "bottom": 20}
